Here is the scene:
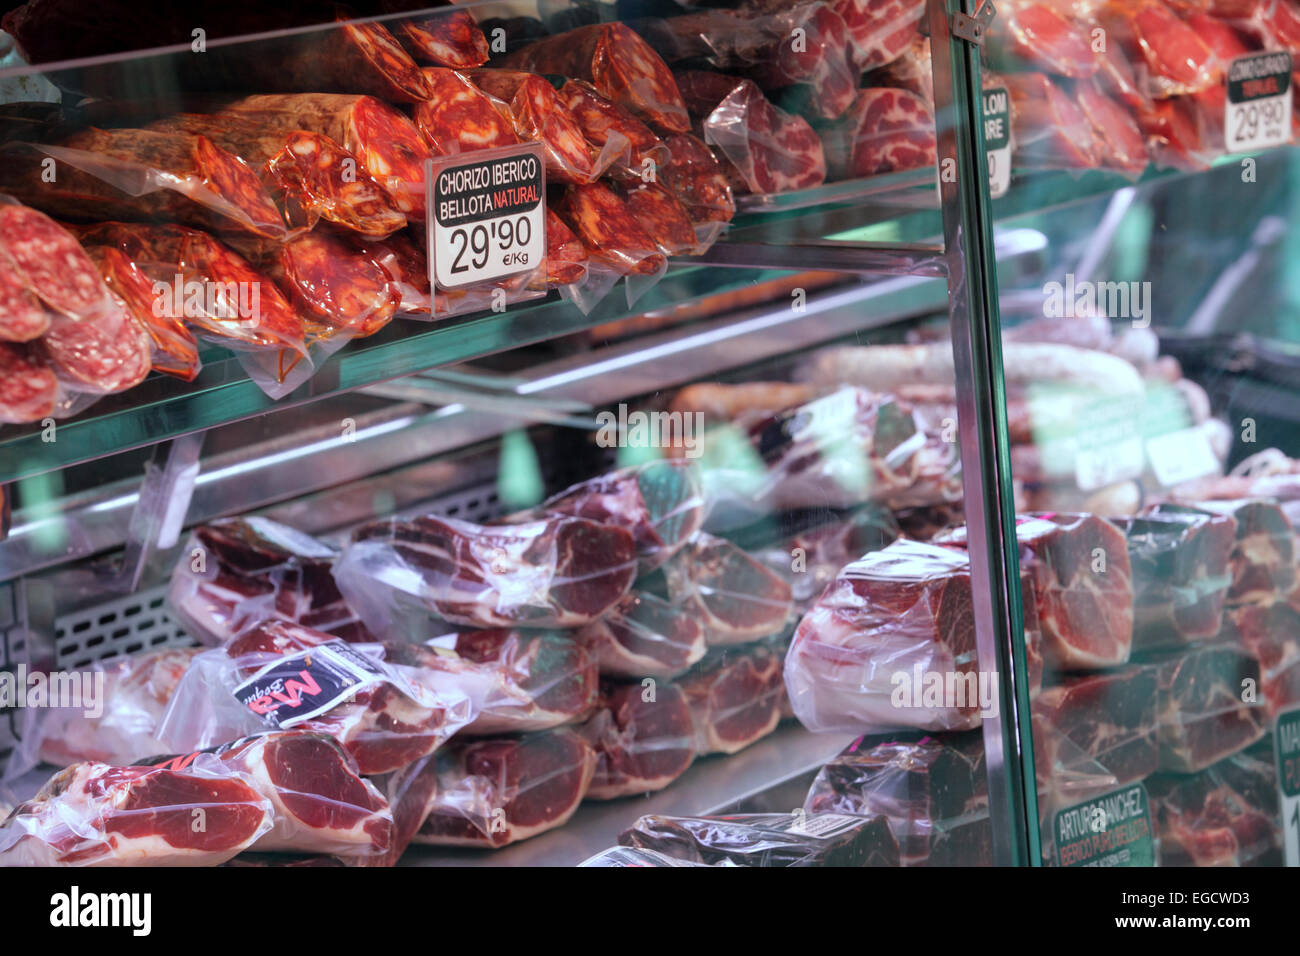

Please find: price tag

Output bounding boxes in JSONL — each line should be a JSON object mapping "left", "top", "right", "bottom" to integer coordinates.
{"left": 1145, "top": 427, "right": 1220, "bottom": 487}
{"left": 1053, "top": 784, "right": 1155, "bottom": 867}
{"left": 983, "top": 86, "right": 1012, "bottom": 198}
{"left": 1275, "top": 708, "right": 1300, "bottom": 867}
{"left": 1074, "top": 394, "right": 1145, "bottom": 492}
{"left": 428, "top": 142, "right": 546, "bottom": 289}
{"left": 1225, "top": 51, "right": 1293, "bottom": 153}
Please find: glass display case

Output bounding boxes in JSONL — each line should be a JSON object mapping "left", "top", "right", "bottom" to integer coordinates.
{"left": 0, "top": 0, "right": 1296, "bottom": 870}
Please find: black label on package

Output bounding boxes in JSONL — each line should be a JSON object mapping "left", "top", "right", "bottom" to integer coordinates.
{"left": 1054, "top": 784, "right": 1154, "bottom": 867}
{"left": 429, "top": 142, "right": 548, "bottom": 289}
{"left": 1228, "top": 51, "right": 1293, "bottom": 102}
{"left": 232, "top": 640, "right": 385, "bottom": 729}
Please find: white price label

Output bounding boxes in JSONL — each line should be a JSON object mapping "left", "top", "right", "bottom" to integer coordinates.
{"left": 429, "top": 143, "right": 546, "bottom": 289}
{"left": 1145, "top": 427, "right": 1220, "bottom": 488}
{"left": 1225, "top": 51, "right": 1293, "bottom": 153}
{"left": 1275, "top": 708, "right": 1300, "bottom": 867}
{"left": 983, "top": 87, "right": 1012, "bottom": 199}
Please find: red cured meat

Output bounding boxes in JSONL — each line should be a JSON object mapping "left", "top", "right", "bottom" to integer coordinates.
{"left": 619, "top": 181, "right": 699, "bottom": 255}
{"left": 991, "top": 0, "right": 1099, "bottom": 78}
{"left": 414, "top": 728, "right": 597, "bottom": 848}
{"left": 544, "top": 209, "right": 588, "bottom": 287}
{"left": 220, "top": 94, "right": 433, "bottom": 220}
{"left": 503, "top": 22, "right": 690, "bottom": 134}
{"left": 0, "top": 245, "right": 48, "bottom": 342}
{"left": 553, "top": 183, "right": 667, "bottom": 277}
{"left": 0, "top": 759, "right": 271, "bottom": 866}
{"left": 559, "top": 79, "right": 669, "bottom": 178}
{"left": 661, "top": 133, "right": 736, "bottom": 225}
{"left": 0, "top": 204, "right": 110, "bottom": 318}
{"left": 1103, "top": 0, "right": 1222, "bottom": 97}
{"left": 1004, "top": 71, "right": 1102, "bottom": 168}
{"left": 0, "top": 341, "right": 57, "bottom": 424}
{"left": 704, "top": 79, "right": 826, "bottom": 193}
{"left": 468, "top": 70, "right": 602, "bottom": 185}
{"left": 679, "top": 643, "right": 786, "bottom": 755}
{"left": 578, "top": 681, "right": 696, "bottom": 799}
{"left": 832, "top": 87, "right": 937, "bottom": 179}
{"left": 278, "top": 232, "right": 398, "bottom": 338}
{"left": 1034, "top": 666, "right": 1158, "bottom": 786}
{"left": 664, "top": 533, "right": 793, "bottom": 646}
{"left": 416, "top": 68, "right": 519, "bottom": 157}
{"left": 832, "top": 0, "right": 926, "bottom": 72}
{"left": 40, "top": 296, "right": 151, "bottom": 394}
{"left": 577, "top": 590, "right": 708, "bottom": 679}
{"left": 740, "top": 0, "right": 858, "bottom": 119}
{"left": 1154, "top": 644, "right": 1266, "bottom": 772}
{"left": 85, "top": 244, "right": 200, "bottom": 381}
{"left": 1075, "top": 79, "right": 1151, "bottom": 175}
{"left": 400, "top": 9, "right": 489, "bottom": 68}
{"left": 1226, "top": 601, "right": 1300, "bottom": 719}
{"left": 1137, "top": 95, "right": 1215, "bottom": 169}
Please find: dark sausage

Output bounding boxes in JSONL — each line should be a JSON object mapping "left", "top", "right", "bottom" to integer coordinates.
{"left": 618, "top": 182, "right": 699, "bottom": 256}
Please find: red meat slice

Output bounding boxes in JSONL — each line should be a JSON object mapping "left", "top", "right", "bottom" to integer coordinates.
{"left": 991, "top": 0, "right": 1100, "bottom": 78}
{"left": 664, "top": 533, "right": 793, "bottom": 646}
{"left": 679, "top": 643, "right": 786, "bottom": 755}
{"left": 1033, "top": 666, "right": 1158, "bottom": 786}
{"left": 1103, "top": 0, "right": 1222, "bottom": 97}
{"left": 1154, "top": 644, "right": 1266, "bottom": 772}
{"left": 0, "top": 341, "right": 58, "bottom": 425}
{"left": 830, "top": 87, "right": 937, "bottom": 179}
{"left": 1004, "top": 72, "right": 1102, "bottom": 168}
{"left": 1074, "top": 79, "right": 1151, "bottom": 175}
{"left": 704, "top": 79, "right": 826, "bottom": 194}
{"left": 832, "top": 0, "right": 926, "bottom": 72}
{"left": 414, "top": 728, "right": 597, "bottom": 848}
{"left": 578, "top": 590, "right": 708, "bottom": 679}
{"left": 578, "top": 681, "right": 696, "bottom": 799}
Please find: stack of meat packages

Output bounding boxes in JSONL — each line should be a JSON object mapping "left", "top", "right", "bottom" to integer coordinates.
{"left": 779, "top": 454, "right": 1289, "bottom": 864}
{"left": 0, "top": 459, "right": 806, "bottom": 866}
{"left": 985, "top": 0, "right": 1300, "bottom": 176}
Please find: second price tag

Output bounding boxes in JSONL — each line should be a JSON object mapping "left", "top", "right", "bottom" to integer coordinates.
{"left": 1226, "top": 51, "right": 1293, "bottom": 154}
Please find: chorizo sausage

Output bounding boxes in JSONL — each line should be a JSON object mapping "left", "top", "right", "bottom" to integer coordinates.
{"left": 558, "top": 80, "right": 669, "bottom": 179}
{"left": 660, "top": 134, "right": 736, "bottom": 226}
{"left": 553, "top": 183, "right": 666, "bottom": 277}
{"left": 415, "top": 68, "right": 519, "bottom": 156}
{"left": 618, "top": 181, "right": 699, "bottom": 256}
{"left": 503, "top": 23, "right": 690, "bottom": 134}
{"left": 401, "top": 9, "right": 490, "bottom": 68}
{"left": 467, "top": 70, "right": 601, "bottom": 185}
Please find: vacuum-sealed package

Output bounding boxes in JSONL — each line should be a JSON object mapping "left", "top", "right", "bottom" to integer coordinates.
{"left": 532, "top": 459, "right": 706, "bottom": 573}
{"left": 333, "top": 513, "right": 638, "bottom": 638}
{"left": 1147, "top": 750, "right": 1284, "bottom": 867}
{"left": 1152, "top": 500, "right": 1297, "bottom": 606}
{"left": 1224, "top": 600, "right": 1300, "bottom": 720}
{"left": 0, "top": 755, "right": 273, "bottom": 866}
{"left": 660, "top": 533, "right": 794, "bottom": 648}
{"left": 785, "top": 540, "right": 988, "bottom": 734}
{"left": 7, "top": 646, "right": 200, "bottom": 775}
{"left": 168, "top": 516, "right": 370, "bottom": 646}
{"left": 399, "top": 8, "right": 490, "bottom": 68}
{"left": 576, "top": 680, "right": 697, "bottom": 799}
{"left": 1033, "top": 665, "right": 1159, "bottom": 787}
{"left": 617, "top": 812, "right": 901, "bottom": 867}
{"left": 577, "top": 590, "right": 708, "bottom": 679}
{"left": 382, "top": 629, "right": 599, "bottom": 736}
{"left": 1115, "top": 510, "right": 1237, "bottom": 653}
{"left": 821, "top": 87, "right": 936, "bottom": 181}
{"left": 157, "top": 620, "right": 476, "bottom": 775}
{"left": 412, "top": 727, "right": 597, "bottom": 849}
{"left": 1152, "top": 643, "right": 1267, "bottom": 773}
{"left": 700, "top": 79, "right": 828, "bottom": 195}
{"left": 678, "top": 642, "right": 788, "bottom": 755}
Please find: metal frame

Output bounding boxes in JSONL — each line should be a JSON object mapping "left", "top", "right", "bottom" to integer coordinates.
{"left": 930, "top": 0, "right": 1040, "bottom": 865}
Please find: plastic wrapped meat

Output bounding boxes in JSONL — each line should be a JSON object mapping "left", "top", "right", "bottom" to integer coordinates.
{"left": 940, "top": 513, "right": 1135, "bottom": 671}
{"left": 577, "top": 590, "right": 707, "bottom": 679}
{"left": 1154, "top": 501, "right": 1297, "bottom": 606}
{"left": 157, "top": 621, "right": 475, "bottom": 775}
{"left": 785, "top": 540, "right": 987, "bottom": 734}
{"left": 832, "top": 0, "right": 926, "bottom": 72}
{"left": 577, "top": 681, "right": 696, "bottom": 799}
{"left": 0, "top": 757, "right": 272, "bottom": 866}
{"left": 824, "top": 87, "right": 937, "bottom": 180}
{"left": 987, "top": 0, "right": 1100, "bottom": 78}
{"left": 1147, "top": 751, "right": 1283, "bottom": 867}
{"left": 21, "top": 647, "right": 200, "bottom": 769}
{"left": 1115, "top": 510, "right": 1236, "bottom": 652}
{"left": 168, "top": 517, "right": 370, "bottom": 646}
{"left": 803, "top": 732, "right": 991, "bottom": 865}
{"left": 412, "top": 728, "right": 596, "bottom": 848}
{"left": 1074, "top": 79, "right": 1151, "bottom": 177}
{"left": 1099, "top": 0, "right": 1223, "bottom": 98}
{"left": 333, "top": 513, "right": 638, "bottom": 637}
{"left": 679, "top": 643, "right": 787, "bottom": 755}
{"left": 701, "top": 387, "right": 958, "bottom": 515}
{"left": 552, "top": 182, "right": 668, "bottom": 278}
{"left": 535, "top": 460, "right": 705, "bottom": 573}
{"left": 618, "top": 812, "right": 900, "bottom": 866}
{"left": 382, "top": 629, "right": 598, "bottom": 736}
{"left": 559, "top": 80, "right": 669, "bottom": 180}
{"left": 1153, "top": 644, "right": 1266, "bottom": 773}
{"left": 1033, "top": 666, "right": 1159, "bottom": 787}
{"left": 1225, "top": 601, "right": 1300, "bottom": 719}
{"left": 701, "top": 79, "right": 828, "bottom": 194}
{"left": 662, "top": 534, "right": 794, "bottom": 647}
{"left": 1003, "top": 72, "right": 1102, "bottom": 169}
{"left": 177, "top": 731, "right": 393, "bottom": 858}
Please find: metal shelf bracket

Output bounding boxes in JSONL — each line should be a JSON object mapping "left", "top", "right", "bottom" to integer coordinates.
{"left": 952, "top": 0, "right": 996, "bottom": 45}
